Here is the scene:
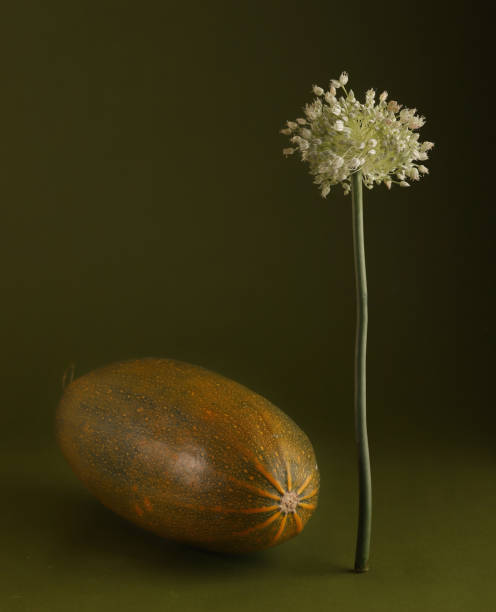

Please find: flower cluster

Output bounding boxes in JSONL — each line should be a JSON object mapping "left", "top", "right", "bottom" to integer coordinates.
{"left": 281, "top": 72, "right": 433, "bottom": 197}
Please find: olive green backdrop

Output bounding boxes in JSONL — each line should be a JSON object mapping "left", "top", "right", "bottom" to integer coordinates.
{"left": 1, "top": 1, "right": 494, "bottom": 611}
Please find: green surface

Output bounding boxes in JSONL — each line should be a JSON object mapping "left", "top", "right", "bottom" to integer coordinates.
{"left": 3, "top": 439, "right": 495, "bottom": 611}
{"left": 1, "top": 1, "right": 494, "bottom": 610}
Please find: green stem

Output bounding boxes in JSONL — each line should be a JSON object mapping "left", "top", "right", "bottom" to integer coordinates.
{"left": 351, "top": 171, "right": 372, "bottom": 573}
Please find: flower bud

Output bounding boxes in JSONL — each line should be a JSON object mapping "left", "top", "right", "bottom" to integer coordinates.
{"left": 313, "top": 85, "right": 324, "bottom": 96}
{"left": 321, "top": 184, "right": 331, "bottom": 198}
{"left": 365, "top": 89, "right": 375, "bottom": 105}
{"left": 325, "top": 92, "right": 336, "bottom": 104}
{"left": 421, "top": 141, "right": 435, "bottom": 151}
{"left": 387, "top": 100, "right": 401, "bottom": 113}
{"left": 408, "top": 167, "right": 420, "bottom": 180}
{"left": 339, "top": 71, "right": 349, "bottom": 85}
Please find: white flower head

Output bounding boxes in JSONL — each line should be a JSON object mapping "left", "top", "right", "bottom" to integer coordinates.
{"left": 281, "top": 71, "right": 433, "bottom": 196}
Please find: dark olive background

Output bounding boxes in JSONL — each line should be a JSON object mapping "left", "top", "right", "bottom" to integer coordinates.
{"left": 1, "top": 1, "right": 494, "bottom": 611}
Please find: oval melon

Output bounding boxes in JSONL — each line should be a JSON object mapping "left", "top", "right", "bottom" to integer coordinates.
{"left": 56, "top": 358, "right": 319, "bottom": 553}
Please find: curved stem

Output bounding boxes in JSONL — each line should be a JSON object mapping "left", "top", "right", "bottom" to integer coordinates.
{"left": 351, "top": 171, "right": 372, "bottom": 572}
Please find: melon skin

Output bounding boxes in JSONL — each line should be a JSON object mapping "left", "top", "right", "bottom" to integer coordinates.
{"left": 56, "top": 358, "right": 319, "bottom": 553}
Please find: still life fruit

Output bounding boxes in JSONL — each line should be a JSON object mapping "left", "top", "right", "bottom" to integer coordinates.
{"left": 56, "top": 358, "right": 319, "bottom": 553}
